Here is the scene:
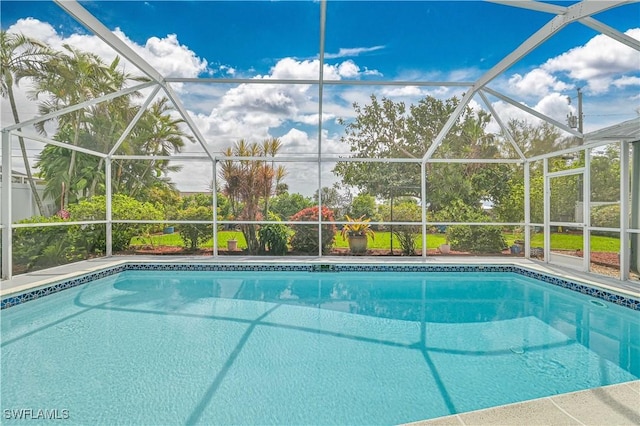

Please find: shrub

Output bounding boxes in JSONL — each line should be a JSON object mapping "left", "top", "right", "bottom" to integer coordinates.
{"left": 12, "top": 216, "right": 83, "bottom": 272}
{"left": 591, "top": 204, "right": 620, "bottom": 228}
{"left": 391, "top": 201, "right": 421, "bottom": 255}
{"left": 176, "top": 206, "right": 213, "bottom": 250}
{"left": 258, "top": 213, "right": 290, "bottom": 255}
{"left": 290, "top": 206, "right": 336, "bottom": 254}
{"left": 68, "top": 194, "right": 163, "bottom": 252}
{"left": 448, "top": 225, "right": 506, "bottom": 253}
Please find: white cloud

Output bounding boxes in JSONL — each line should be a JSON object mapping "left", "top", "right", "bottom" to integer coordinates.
{"left": 139, "top": 32, "right": 208, "bottom": 78}
{"left": 542, "top": 28, "right": 640, "bottom": 94}
{"left": 534, "top": 92, "right": 572, "bottom": 122}
{"left": 381, "top": 86, "right": 424, "bottom": 97}
{"left": 7, "top": 18, "right": 209, "bottom": 80}
{"left": 337, "top": 61, "right": 361, "bottom": 78}
{"left": 508, "top": 68, "right": 571, "bottom": 97}
{"left": 612, "top": 75, "right": 640, "bottom": 88}
{"left": 324, "top": 45, "right": 385, "bottom": 59}
{"left": 485, "top": 93, "right": 572, "bottom": 135}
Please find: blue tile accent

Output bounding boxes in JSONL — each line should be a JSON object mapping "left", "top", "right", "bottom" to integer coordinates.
{"left": 2, "top": 262, "right": 638, "bottom": 311}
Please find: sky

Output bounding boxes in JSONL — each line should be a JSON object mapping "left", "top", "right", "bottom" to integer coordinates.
{"left": 1, "top": 0, "right": 639, "bottom": 195}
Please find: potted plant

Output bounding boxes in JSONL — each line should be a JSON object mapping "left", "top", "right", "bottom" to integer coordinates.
{"left": 341, "top": 215, "right": 375, "bottom": 254}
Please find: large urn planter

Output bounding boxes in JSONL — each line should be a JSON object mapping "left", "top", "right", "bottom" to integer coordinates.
{"left": 341, "top": 215, "right": 375, "bottom": 256}
{"left": 348, "top": 234, "right": 368, "bottom": 254}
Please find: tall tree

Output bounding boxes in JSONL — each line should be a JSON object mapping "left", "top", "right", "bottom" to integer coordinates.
{"left": 219, "top": 138, "right": 285, "bottom": 254}
{"left": 493, "top": 120, "right": 576, "bottom": 223}
{"left": 29, "top": 44, "right": 121, "bottom": 207}
{"left": 334, "top": 94, "right": 511, "bottom": 212}
{"left": 112, "top": 97, "right": 193, "bottom": 198}
{"left": 0, "top": 31, "right": 55, "bottom": 215}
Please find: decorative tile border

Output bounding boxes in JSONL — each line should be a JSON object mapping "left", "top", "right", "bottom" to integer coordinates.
{"left": 2, "top": 263, "right": 638, "bottom": 311}
{"left": 1, "top": 265, "right": 128, "bottom": 309}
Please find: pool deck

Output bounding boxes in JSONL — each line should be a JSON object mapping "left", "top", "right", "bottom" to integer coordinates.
{"left": 2, "top": 255, "right": 639, "bottom": 425}
{"left": 406, "top": 380, "right": 640, "bottom": 426}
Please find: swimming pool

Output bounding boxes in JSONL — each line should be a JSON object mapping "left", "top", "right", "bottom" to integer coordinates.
{"left": 1, "top": 263, "right": 639, "bottom": 424}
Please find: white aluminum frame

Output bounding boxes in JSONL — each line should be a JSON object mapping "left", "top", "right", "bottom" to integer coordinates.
{"left": 1, "top": 0, "right": 639, "bottom": 280}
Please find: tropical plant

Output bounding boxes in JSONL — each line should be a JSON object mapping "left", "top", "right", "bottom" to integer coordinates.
{"left": 340, "top": 215, "right": 375, "bottom": 240}
{"left": 0, "top": 30, "right": 55, "bottom": 215}
{"left": 113, "top": 97, "right": 192, "bottom": 198}
{"left": 219, "top": 138, "right": 286, "bottom": 254}
{"left": 258, "top": 212, "right": 290, "bottom": 255}
{"left": 389, "top": 201, "right": 421, "bottom": 255}
{"left": 30, "top": 44, "right": 122, "bottom": 206}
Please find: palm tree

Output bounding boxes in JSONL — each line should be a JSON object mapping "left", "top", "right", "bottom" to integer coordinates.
{"left": 114, "top": 97, "right": 193, "bottom": 198}
{"left": 30, "top": 44, "right": 117, "bottom": 207}
{"left": 0, "top": 31, "right": 55, "bottom": 215}
{"left": 220, "top": 138, "right": 285, "bottom": 253}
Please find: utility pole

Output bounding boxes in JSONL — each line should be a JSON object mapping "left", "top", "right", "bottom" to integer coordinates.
{"left": 566, "top": 88, "right": 583, "bottom": 135}
{"left": 577, "top": 87, "right": 583, "bottom": 136}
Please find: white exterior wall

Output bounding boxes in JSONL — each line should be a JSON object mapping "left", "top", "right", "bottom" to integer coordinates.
{"left": 0, "top": 183, "right": 56, "bottom": 222}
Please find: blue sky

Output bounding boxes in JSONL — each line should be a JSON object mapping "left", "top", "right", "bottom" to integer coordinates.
{"left": 3, "top": 1, "right": 638, "bottom": 79}
{"left": 1, "top": 1, "right": 639, "bottom": 193}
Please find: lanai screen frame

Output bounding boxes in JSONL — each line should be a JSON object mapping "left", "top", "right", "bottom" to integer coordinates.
{"left": 1, "top": 0, "right": 639, "bottom": 281}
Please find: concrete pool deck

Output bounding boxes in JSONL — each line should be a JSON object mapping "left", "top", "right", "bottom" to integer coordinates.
{"left": 2, "top": 255, "right": 639, "bottom": 425}
{"left": 407, "top": 380, "right": 640, "bottom": 425}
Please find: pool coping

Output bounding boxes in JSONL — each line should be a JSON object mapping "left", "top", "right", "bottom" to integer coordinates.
{"left": 1, "top": 255, "right": 639, "bottom": 425}
{"left": 405, "top": 379, "right": 640, "bottom": 425}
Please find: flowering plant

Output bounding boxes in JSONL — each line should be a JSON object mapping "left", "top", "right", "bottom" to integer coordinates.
{"left": 56, "top": 209, "right": 70, "bottom": 219}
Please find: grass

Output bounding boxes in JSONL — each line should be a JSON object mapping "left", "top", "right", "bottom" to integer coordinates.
{"left": 131, "top": 230, "right": 621, "bottom": 252}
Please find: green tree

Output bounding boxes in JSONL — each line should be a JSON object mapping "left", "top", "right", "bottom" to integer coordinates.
{"left": 494, "top": 120, "right": 578, "bottom": 224}
{"left": 30, "top": 44, "right": 122, "bottom": 207}
{"left": 334, "top": 95, "right": 511, "bottom": 212}
{"left": 347, "top": 193, "right": 378, "bottom": 220}
{"left": 112, "top": 97, "right": 192, "bottom": 198}
{"left": 219, "top": 138, "right": 285, "bottom": 253}
{"left": 0, "top": 31, "right": 55, "bottom": 215}
{"left": 314, "top": 183, "right": 351, "bottom": 218}
{"left": 27, "top": 42, "right": 190, "bottom": 204}
{"left": 590, "top": 144, "right": 620, "bottom": 202}
{"left": 269, "top": 192, "right": 313, "bottom": 220}
{"left": 177, "top": 206, "right": 213, "bottom": 251}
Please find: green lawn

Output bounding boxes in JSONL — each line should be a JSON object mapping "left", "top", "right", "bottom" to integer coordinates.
{"left": 131, "top": 230, "right": 621, "bottom": 252}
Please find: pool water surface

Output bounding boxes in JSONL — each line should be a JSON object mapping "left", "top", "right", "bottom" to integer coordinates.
{"left": 1, "top": 269, "right": 639, "bottom": 424}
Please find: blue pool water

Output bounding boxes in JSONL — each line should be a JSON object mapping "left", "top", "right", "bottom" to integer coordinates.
{"left": 1, "top": 270, "right": 639, "bottom": 424}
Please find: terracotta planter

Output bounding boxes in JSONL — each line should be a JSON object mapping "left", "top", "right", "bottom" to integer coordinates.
{"left": 348, "top": 235, "right": 368, "bottom": 254}
{"left": 227, "top": 239, "right": 238, "bottom": 251}
{"left": 439, "top": 243, "right": 451, "bottom": 254}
